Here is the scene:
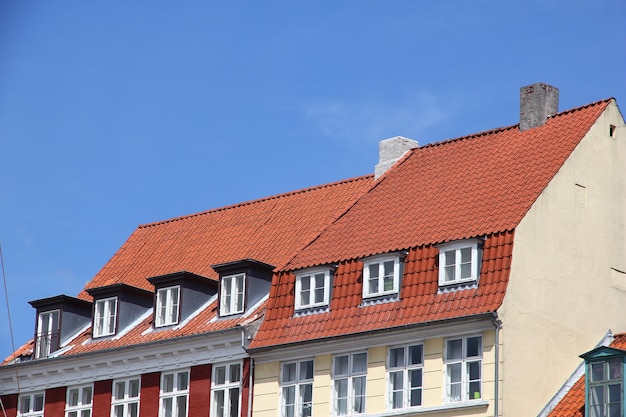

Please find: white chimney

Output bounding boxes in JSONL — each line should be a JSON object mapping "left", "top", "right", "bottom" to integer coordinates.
{"left": 375, "top": 136, "right": 418, "bottom": 180}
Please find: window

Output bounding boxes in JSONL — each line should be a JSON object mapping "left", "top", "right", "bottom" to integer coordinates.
{"left": 445, "top": 336, "right": 482, "bottom": 402}
{"left": 65, "top": 385, "right": 93, "bottom": 417}
{"left": 388, "top": 344, "right": 423, "bottom": 409}
{"left": 160, "top": 370, "right": 189, "bottom": 417}
{"left": 333, "top": 352, "right": 367, "bottom": 416}
{"left": 295, "top": 269, "right": 331, "bottom": 310}
{"left": 220, "top": 274, "right": 244, "bottom": 315}
{"left": 281, "top": 359, "right": 314, "bottom": 417}
{"left": 589, "top": 359, "right": 623, "bottom": 417}
{"left": 93, "top": 297, "right": 117, "bottom": 337}
{"left": 362, "top": 256, "right": 401, "bottom": 298}
{"left": 212, "top": 362, "right": 242, "bottom": 417}
{"left": 155, "top": 286, "right": 180, "bottom": 327}
{"left": 35, "top": 309, "right": 60, "bottom": 358}
{"left": 18, "top": 392, "right": 44, "bottom": 417}
{"left": 438, "top": 240, "right": 481, "bottom": 286}
{"left": 111, "top": 377, "right": 140, "bottom": 417}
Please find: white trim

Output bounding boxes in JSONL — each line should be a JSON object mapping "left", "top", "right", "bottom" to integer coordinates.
{"left": 437, "top": 239, "right": 481, "bottom": 287}
{"left": 443, "top": 334, "right": 483, "bottom": 403}
{"left": 155, "top": 286, "right": 181, "bottom": 327}
{"left": 65, "top": 383, "right": 93, "bottom": 417}
{"left": 17, "top": 391, "right": 45, "bottom": 417}
{"left": 93, "top": 297, "right": 117, "bottom": 338}
{"left": 110, "top": 376, "right": 141, "bottom": 417}
{"left": 362, "top": 254, "right": 402, "bottom": 299}
{"left": 366, "top": 400, "right": 488, "bottom": 416}
{"left": 220, "top": 274, "right": 245, "bottom": 316}
{"left": 211, "top": 361, "right": 243, "bottom": 417}
{"left": 294, "top": 268, "right": 332, "bottom": 310}
{"left": 159, "top": 369, "right": 189, "bottom": 417}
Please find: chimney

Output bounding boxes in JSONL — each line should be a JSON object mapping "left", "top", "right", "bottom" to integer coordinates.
{"left": 375, "top": 136, "right": 418, "bottom": 180}
{"left": 520, "top": 82, "right": 559, "bottom": 131}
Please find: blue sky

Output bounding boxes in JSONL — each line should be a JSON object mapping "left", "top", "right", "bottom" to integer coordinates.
{"left": 1, "top": 1, "right": 625, "bottom": 359}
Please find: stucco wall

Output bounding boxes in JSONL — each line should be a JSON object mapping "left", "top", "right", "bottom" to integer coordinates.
{"left": 498, "top": 101, "right": 626, "bottom": 416}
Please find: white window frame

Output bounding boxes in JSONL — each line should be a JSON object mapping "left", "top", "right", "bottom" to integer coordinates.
{"left": 332, "top": 352, "right": 367, "bottom": 416}
{"left": 280, "top": 359, "right": 314, "bottom": 417}
{"left": 17, "top": 392, "right": 44, "bottom": 417}
{"left": 65, "top": 384, "right": 93, "bottom": 417}
{"left": 93, "top": 296, "right": 118, "bottom": 338}
{"left": 35, "top": 309, "right": 60, "bottom": 358}
{"left": 387, "top": 343, "right": 423, "bottom": 410}
{"left": 220, "top": 273, "right": 245, "bottom": 316}
{"left": 438, "top": 240, "right": 481, "bottom": 286}
{"left": 155, "top": 286, "right": 180, "bottom": 327}
{"left": 362, "top": 255, "right": 401, "bottom": 299}
{"left": 211, "top": 361, "right": 242, "bottom": 417}
{"left": 159, "top": 369, "right": 189, "bottom": 417}
{"left": 295, "top": 268, "right": 332, "bottom": 310}
{"left": 444, "top": 335, "right": 482, "bottom": 403}
{"left": 111, "top": 377, "right": 141, "bottom": 417}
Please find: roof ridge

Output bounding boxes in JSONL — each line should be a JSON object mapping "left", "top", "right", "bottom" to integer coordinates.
{"left": 419, "top": 98, "right": 613, "bottom": 150}
{"left": 138, "top": 174, "right": 374, "bottom": 229}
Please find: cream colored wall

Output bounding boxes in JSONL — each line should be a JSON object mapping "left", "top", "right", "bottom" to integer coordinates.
{"left": 498, "top": 101, "right": 626, "bottom": 417}
{"left": 252, "top": 329, "right": 497, "bottom": 416}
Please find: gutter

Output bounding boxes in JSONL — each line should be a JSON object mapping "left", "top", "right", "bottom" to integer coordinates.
{"left": 247, "top": 312, "right": 496, "bottom": 354}
{"left": 491, "top": 313, "right": 502, "bottom": 417}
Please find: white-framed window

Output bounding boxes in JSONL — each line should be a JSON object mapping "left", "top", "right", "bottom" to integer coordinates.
{"left": 388, "top": 344, "right": 423, "bottom": 409}
{"left": 93, "top": 297, "right": 117, "bottom": 337}
{"left": 588, "top": 359, "right": 623, "bottom": 417}
{"left": 362, "top": 255, "right": 402, "bottom": 299}
{"left": 17, "top": 392, "right": 44, "bottom": 417}
{"left": 445, "top": 335, "right": 482, "bottom": 402}
{"left": 35, "top": 309, "right": 60, "bottom": 358}
{"left": 438, "top": 240, "right": 481, "bottom": 286}
{"left": 155, "top": 286, "right": 180, "bottom": 327}
{"left": 295, "top": 269, "right": 331, "bottom": 310}
{"left": 220, "top": 274, "right": 245, "bottom": 316}
{"left": 111, "top": 377, "right": 140, "bottom": 417}
{"left": 211, "top": 362, "right": 242, "bottom": 417}
{"left": 160, "top": 369, "right": 189, "bottom": 417}
{"left": 280, "top": 359, "right": 314, "bottom": 417}
{"left": 332, "top": 352, "right": 367, "bottom": 416}
{"left": 65, "top": 385, "right": 93, "bottom": 417}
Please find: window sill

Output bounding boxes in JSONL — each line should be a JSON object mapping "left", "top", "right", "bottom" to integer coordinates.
{"left": 437, "top": 280, "right": 478, "bottom": 293}
{"left": 361, "top": 293, "right": 399, "bottom": 306}
{"left": 294, "top": 305, "right": 329, "bottom": 316}
{"left": 368, "top": 400, "right": 489, "bottom": 416}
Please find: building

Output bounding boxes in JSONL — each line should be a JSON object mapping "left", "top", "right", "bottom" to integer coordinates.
{"left": 0, "top": 83, "right": 625, "bottom": 417}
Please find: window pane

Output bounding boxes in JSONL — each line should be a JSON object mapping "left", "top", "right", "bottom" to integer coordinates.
{"left": 300, "top": 289, "right": 310, "bottom": 306}
{"left": 392, "top": 390, "right": 403, "bottom": 409}
{"left": 176, "top": 395, "right": 187, "bottom": 417}
{"left": 129, "top": 379, "right": 140, "bottom": 398}
{"left": 301, "top": 383, "right": 313, "bottom": 414}
{"left": 448, "top": 363, "right": 461, "bottom": 384}
{"left": 468, "top": 361, "right": 481, "bottom": 381}
{"left": 389, "top": 347, "right": 404, "bottom": 368}
{"left": 114, "top": 381, "right": 125, "bottom": 400}
{"left": 409, "top": 345, "right": 423, "bottom": 365}
{"left": 608, "top": 383, "right": 621, "bottom": 402}
{"left": 163, "top": 374, "right": 174, "bottom": 392}
{"left": 352, "top": 353, "right": 367, "bottom": 373}
{"left": 390, "top": 371, "right": 403, "bottom": 391}
{"left": 461, "top": 247, "right": 472, "bottom": 263}
{"left": 230, "top": 363, "right": 241, "bottom": 383}
{"left": 215, "top": 366, "right": 226, "bottom": 385}
{"left": 353, "top": 376, "right": 366, "bottom": 413}
{"left": 608, "top": 359, "right": 623, "bottom": 380}
{"left": 446, "top": 339, "right": 462, "bottom": 360}
{"left": 335, "top": 379, "right": 348, "bottom": 399}
{"left": 334, "top": 356, "right": 349, "bottom": 376}
{"left": 34, "top": 394, "right": 44, "bottom": 411}
{"left": 409, "top": 369, "right": 422, "bottom": 406}
{"left": 129, "top": 403, "right": 139, "bottom": 417}
{"left": 80, "top": 410, "right": 91, "bottom": 417}
{"left": 591, "top": 362, "right": 605, "bottom": 382}
{"left": 68, "top": 389, "right": 79, "bottom": 407}
{"left": 301, "top": 276, "right": 311, "bottom": 291}
{"left": 590, "top": 385, "right": 604, "bottom": 407}
{"left": 20, "top": 396, "right": 31, "bottom": 413}
{"left": 466, "top": 337, "right": 481, "bottom": 357}
{"left": 214, "top": 390, "right": 225, "bottom": 417}
{"left": 282, "top": 363, "right": 296, "bottom": 382}
{"left": 229, "top": 388, "right": 239, "bottom": 417}
{"left": 469, "top": 381, "right": 481, "bottom": 399}
{"left": 82, "top": 387, "right": 93, "bottom": 405}
{"left": 300, "top": 360, "right": 314, "bottom": 380}
{"left": 460, "top": 262, "right": 472, "bottom": 279}
{"left": 177, "top": 372, "right": 188, "bottom": 391}
{"left": 113, "top": 404, "right": 124, "bottom": 417}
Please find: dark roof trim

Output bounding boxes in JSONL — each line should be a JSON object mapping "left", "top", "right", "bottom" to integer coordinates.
{"left": 85, "top": 283, "right": 153, "bottom": 298}
{"left": 211, "top": 259, "right": 275, "bottom": 274}
{"left": 28, "top": 294, "right": 92, "bottom": 309}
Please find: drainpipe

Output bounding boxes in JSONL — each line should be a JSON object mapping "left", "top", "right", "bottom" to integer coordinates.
{"left": 491, "top": 313, "right": 502, "bottom": 417}
{"left": 247, "top": 358, "right": 254, "bottom": 417}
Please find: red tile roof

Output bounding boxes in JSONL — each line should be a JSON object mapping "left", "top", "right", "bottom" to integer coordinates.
{"left": 547, "top": 333, "right": 626, "bottom": 417}
{"left": 251, "top": 99, "right": 611, "bottom": 349}
{"left": 81, "top": 175, "right": 374, "bottom": 298}
{"left": 3, "top": 176, "right": 374, "bottom": 363}
{"left": 284, "top": 99, "right": 611, "bottom": 271}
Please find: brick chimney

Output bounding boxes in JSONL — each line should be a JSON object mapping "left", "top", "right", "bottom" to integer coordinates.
{"left": 519, "top": 83, "right": 559, "bottom": 131}
{"left": 375, "top": 136, "right": 418, "bottom": 180}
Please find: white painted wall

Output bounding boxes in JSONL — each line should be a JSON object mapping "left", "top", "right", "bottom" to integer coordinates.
{"left": 498, "top": 100, "right": 626, "bottom": 417}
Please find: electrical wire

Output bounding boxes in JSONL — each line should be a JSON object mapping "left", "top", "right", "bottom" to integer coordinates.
{"left": 1, "top": 243, "right": 21, "bottom": 416}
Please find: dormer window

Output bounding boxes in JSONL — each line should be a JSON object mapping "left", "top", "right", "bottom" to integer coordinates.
{"left": 295, "top": 268, "right": 332, "bottom": 310}
{"left": 362, "top": 255, "right": 402, "bottom": 299}
{"left": 438, "top": 239, "right": 482, "bottom": 287}
{"left": 589, "top": 359, "right": 623, "bottom": 417}
{"left": 93, "top": 297, "right": 117, "bottom": 338}
{"left": 155, "top": 286, "right": 180, "bottom": 327}
{"left": 221, "top": 274, "right": 245, "bottom": 316}
{"left": 35, "top": 310, "right": 60, "bottom": 358}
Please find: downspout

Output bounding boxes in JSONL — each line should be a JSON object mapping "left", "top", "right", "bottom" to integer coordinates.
{"left": 247, "top": 358, "right": 254, "bottom": 417}
{"left": 491, "top": 313, "right": 502, "bottom": 417}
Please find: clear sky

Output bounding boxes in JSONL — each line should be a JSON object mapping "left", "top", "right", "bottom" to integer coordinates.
{"left": 1, "top": 1, "right": 625, "bottom": 359}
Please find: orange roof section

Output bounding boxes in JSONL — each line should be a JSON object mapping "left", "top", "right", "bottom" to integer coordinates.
{"left": 250, "top": 231, "right": 512, "bottom": 349}
{"left": 284, "top": 99, "right": 611, "bottom": 271}
{"left": 547, "top": 333, "right": 626, "bottom": 417}
{"left": 80, "top": 175, "right": 374, "bottom": 299}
